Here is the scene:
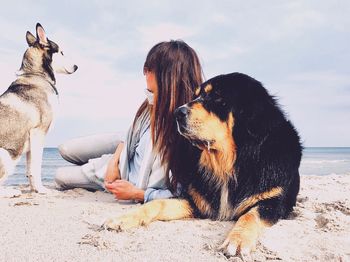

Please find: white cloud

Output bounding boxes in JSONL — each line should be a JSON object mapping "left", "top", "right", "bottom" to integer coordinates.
{"left": 209, "top": 13, "right": 231, "bottom": 25}
{"left": 0, "top": 52, "right": 23, "bottom": 93}
{"left": 266, "top": 71, "right": 350, "bottom": 147}
{"left": 137, "top": 23, "right": 197, "bottom": 50}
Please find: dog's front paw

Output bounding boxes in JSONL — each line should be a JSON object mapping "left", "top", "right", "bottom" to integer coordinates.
{"left": 219, "top": 228, "right": 258, "bottom": 259}
{"left": 0, "top": 188, "right": 22, "bottom": 198}
{"left": 103, "top": 213, "right": 145, "bottom": 232}
{"left": 34, "top": 186, "right": 51, "bottom": 194}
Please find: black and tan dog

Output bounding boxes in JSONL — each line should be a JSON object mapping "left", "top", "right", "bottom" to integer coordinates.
{"left": 104, "top": 72, "right": 302, "bottom": 257}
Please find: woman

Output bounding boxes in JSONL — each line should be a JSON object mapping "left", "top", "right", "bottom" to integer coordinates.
{"left": 55, "top": 40, "right": 203, "bottom": 203}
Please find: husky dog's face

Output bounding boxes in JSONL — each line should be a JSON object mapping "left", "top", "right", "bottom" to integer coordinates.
{"left": 52, "top": 50, "right": 78, "bottom": 75}
{"left": 24, "top": 23, "right": 78, "bottom": 78}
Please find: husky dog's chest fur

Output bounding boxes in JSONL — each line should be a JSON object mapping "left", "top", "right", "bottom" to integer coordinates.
{"left": 6, "top": 76, "right": 56, "bottom": 127}
{"left": 0, "top": 74, "right": 59, "bottom": 159}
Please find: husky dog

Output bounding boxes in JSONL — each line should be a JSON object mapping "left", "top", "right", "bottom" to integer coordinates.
{"left": 0, "top": 23, "right": 78, "bottom": 197}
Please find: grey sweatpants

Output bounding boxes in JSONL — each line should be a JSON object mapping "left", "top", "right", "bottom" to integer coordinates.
{"left": 55, "top": 133, "right": 123, "bottom": 191}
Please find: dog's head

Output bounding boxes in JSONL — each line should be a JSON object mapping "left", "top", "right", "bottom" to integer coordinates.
{"left": 22, "top": 23, "right": 78, "bottom": 78}
{"left": 175, "top": 73, "right": 271, "bottom": 152}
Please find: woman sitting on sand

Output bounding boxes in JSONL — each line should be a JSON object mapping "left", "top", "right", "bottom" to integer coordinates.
{"left": 55, "top": 40, "right": 203, "bottom": 203}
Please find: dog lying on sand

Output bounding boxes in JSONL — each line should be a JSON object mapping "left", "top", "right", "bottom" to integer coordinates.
{"left": 104, "top": 73, "right": 302, "bottom": 258}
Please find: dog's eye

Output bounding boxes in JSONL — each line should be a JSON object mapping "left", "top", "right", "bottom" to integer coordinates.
{"left": 213, "top": 94, "right": 223, "bottom": 103}
{"left": 214, "top": 97, "right": 227, "bottom": 106}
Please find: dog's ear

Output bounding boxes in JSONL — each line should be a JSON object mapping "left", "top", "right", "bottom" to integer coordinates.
{"left": 36, "top": 23, "right": 48, "bottom": 46}
{"left": 48, "top": 40, "right": 59, "bottom": 53}
{"left": 26, "top": 31, "right": 36, "bottom": 47}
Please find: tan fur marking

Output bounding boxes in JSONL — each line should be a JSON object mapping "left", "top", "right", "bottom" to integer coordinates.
{"left": 195, "top": 87, "right": 200, "bottom": 96}
{"left": 195, "top": 111, "right": 236, "bottom": 183}
{"left": 233, "top": 187, "right": 283, "bottom": 217}
{"left": 190, "top": 102, "right": 212, "bottom": 122}
{"left": 218, "top": 183, "right": 234, "bottom": 220}
{"left": 151, "top": 199, "right": 193, "bottom": 221}
{"left": 223, "top": 207, "right": 269, "bottom": 251}
{"left": 204, "top": 83, "right": 213, "bottom": 93}
{"left": 104, "top": 199, "right": 193, "bottom": 231}
{"left": 189, "top": 186, "right": 212, "bottom": 216}
{"left": 190, "top": 104, "right": 235, "bottom": 148}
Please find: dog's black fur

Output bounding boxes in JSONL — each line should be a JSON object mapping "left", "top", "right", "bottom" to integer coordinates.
{"left": 174, "top": 72, "right": 302, "bottom": 224}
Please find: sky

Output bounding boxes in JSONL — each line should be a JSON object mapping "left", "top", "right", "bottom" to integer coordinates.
{"left": 0, "top": 0, "right": 349, "bottom": 147}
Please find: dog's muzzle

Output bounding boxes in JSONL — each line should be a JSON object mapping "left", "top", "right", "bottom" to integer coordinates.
{"left": 175, "top": 105, "right": 189, "bottom": 124}
{"left": 69, "top": 65, "right": 78, "bottom": 74}
{"left": 175, "top": 105, "right": 213, "bottom": 150}
{"left": 174, "top": 105, "right": 190, "bottom": 134}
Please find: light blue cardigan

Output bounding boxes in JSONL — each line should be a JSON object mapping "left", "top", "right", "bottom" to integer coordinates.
{"left": 82, "top": 108, "right": 173, "bottom": 202}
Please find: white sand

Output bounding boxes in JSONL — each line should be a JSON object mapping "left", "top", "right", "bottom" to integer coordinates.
{"left": 0, "top": 175, "right": 349, "bottom": 262}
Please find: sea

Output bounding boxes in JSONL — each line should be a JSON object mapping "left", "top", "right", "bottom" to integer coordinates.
{"left": 4, "top": 147, "right": 350, "bottom": 186}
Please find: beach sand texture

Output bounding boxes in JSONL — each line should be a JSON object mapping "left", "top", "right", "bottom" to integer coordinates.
{"left": 0, "top": 175, "right": 349, "bottom": 262}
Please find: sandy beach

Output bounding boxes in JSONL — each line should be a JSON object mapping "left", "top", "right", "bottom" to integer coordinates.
{"left": 0, "top": 174, "right": 349, "bottom": 262}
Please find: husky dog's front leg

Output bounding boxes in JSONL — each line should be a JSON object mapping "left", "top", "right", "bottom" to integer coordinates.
{"left": 27, "top": 129, "right": 48, "bottom": 193}
{"left": 104, "top": 199, "right": 193, "bottom": 231}
{"left": 0, "top": 148, "right": 21, "bottom": 197}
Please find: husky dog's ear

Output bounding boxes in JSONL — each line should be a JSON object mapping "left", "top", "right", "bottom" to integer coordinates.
{"left": 26, "top": 31, "right": 36, "bottom": 47}
{"left": 36, "top": 23, "right": 48, "bottom": 45}
{"left": 48, "top": 40, "right": 59, "bottom": 53}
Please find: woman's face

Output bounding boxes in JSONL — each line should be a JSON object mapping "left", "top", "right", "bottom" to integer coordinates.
{"left": 145, "top": 70, "right": 157, "bottom": 93}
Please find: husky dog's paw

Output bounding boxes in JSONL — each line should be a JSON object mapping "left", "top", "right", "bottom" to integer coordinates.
{"left": 103, "top": 213, "right": 145, "bottom": 232}
{"left": 34, "top": 186, "right": 52, "bottom": 194}
{"left": 0, "top": 187, "right": 22, "bottom": 198}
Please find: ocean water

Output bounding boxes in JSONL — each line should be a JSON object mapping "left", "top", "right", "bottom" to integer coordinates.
{"left": 4, "top": 148, "right": 69, "bottom": 186}
{"left": 4, "top": 147, "right": 350, "bottom": 186}
{"left": 300, "top": 147, "right": 350, "bottom": 176}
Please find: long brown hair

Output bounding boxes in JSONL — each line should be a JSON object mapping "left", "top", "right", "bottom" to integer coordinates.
{"left": 136, "top": 40, "right": 203, "bottom": 190}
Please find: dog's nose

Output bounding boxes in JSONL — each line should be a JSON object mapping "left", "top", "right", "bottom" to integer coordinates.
{"left": 73, "top": 65, "right": 78, "bottom": 71}
{"left": 175, "top": 106, "right": 189, "bottom": 121}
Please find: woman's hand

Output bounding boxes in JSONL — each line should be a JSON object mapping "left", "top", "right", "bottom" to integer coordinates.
{"left": 105, "top": 180, "right": 145, "bottom": 202}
